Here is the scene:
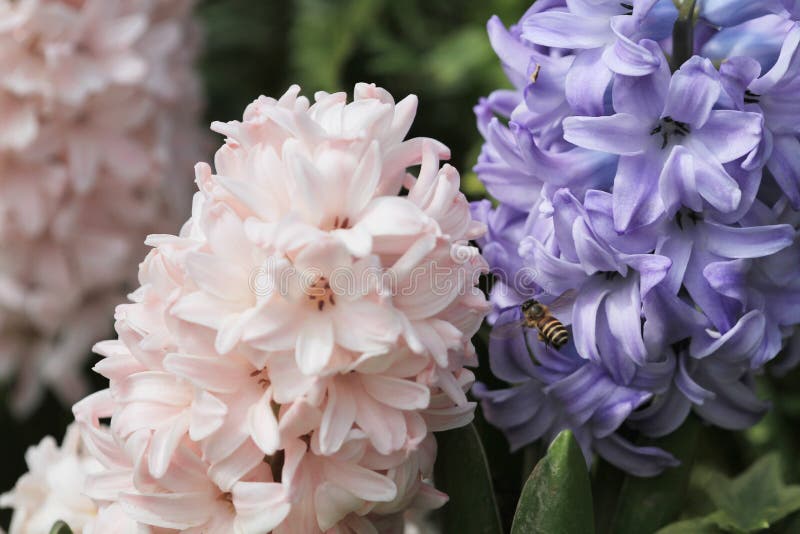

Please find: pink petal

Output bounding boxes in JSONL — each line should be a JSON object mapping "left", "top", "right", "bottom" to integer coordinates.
{"left": 233, "top": 482, "right": 291, "bottom": 534}
{"left": 320, "top": 380, "right": 356, "bottom": 455}
{"left": 148, "top": 413, "right": 191, "bottom": 478}
{"left": 360, "top": 375, "right": 430, "bottom": 410}
{"left": 323, "top": 460, "right": 397, "bottom": 502}
{"left": 248, "top": 390, "right": 280, "bottom": 455}
{"left": 163, "top": 353, "right": 246, "bottom": 394}
{"left": 314, "top": 482, "right": 363, "bottom": 531}
{"left": 119, "top": 491, "right": 212, "bottom": 529}
{"left": 295, "top": 316, "right": 334, "bottom": 375}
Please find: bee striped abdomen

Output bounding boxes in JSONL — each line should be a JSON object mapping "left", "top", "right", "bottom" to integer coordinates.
{"left": 536, "top": 316, "right": 568, "bottom": 348}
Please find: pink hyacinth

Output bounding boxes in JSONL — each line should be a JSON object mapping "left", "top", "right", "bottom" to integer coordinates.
{"left": 0, "top": 423, "right": 109, "bottom": 533}
{"left": 62, "top": 83, "right": 489, "bottom": 532}
{"left": 0, "top": 0, "right": 204, "bottom": 415}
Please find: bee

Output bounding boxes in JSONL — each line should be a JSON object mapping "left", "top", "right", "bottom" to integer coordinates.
{"left": 492, "top": 292, "right": 573, "bottom": 350}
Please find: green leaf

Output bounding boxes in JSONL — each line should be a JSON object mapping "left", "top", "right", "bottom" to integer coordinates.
{"left": 657, "top": 453, "right": 800, "bottom": 533}
{"left": 511, "top": 430, "right": 595, "bottom": 534}
{"left": 49, "top": 521, "right": 74, "bottom": 534}
{"left": 610, "top": 416, "right": 701, "bottom": 534}
{"left": 710, "top": 454, "right": 800, "bottom": 531}
{"left": 656, "top": 516, "right": 725, "bottom": 534}
{"left": 434, "top": 423, "right": 503, "bottom": 534}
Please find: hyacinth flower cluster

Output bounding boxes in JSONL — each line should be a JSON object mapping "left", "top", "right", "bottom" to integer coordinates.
{"left": 0, "top": 0, "right": 203, "bottom": 415}
{"left": 28, "top": 84, "right": 493, "bottom": 533}
{"left": 473, "top": 0, "right": 800, "bottom": 476}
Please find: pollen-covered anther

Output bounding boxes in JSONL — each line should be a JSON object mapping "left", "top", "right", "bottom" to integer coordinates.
{"left": 307, "top": 276, "right": 336, "bottom": 311}
{"left": 249, "top": 368, "right": 269, "bottom": 389}
{"left": 650, "top": 116, "right": 691, "bottom": 149}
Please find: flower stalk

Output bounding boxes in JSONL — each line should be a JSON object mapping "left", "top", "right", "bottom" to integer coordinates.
{"left": 671, "top": 0, "right": 699, "bottom": 70}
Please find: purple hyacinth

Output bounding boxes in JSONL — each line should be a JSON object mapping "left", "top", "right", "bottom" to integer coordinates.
{"left": 473, "top": 0, "right": 800, "bottom": 476}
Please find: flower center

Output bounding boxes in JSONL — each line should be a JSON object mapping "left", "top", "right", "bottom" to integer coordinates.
{"left": 744, "top": 90, "right": 761, "bottom": 104}
{"left": 330, "top": 215, "right": 351, "bottom": 230}
{"left": 650, "top": 116, "right": 690, "bottom": 149}
{"left": 218, "top": 492, "right": 234, "bottom": 512}
{"left": 675, "top": 209, "right": 703, "bottom": 229}
{"left": 249, "top": 368, "right": 269, "bottom": 389}
{"left": 308, "top": 276, "right": 336, "bottom": 311}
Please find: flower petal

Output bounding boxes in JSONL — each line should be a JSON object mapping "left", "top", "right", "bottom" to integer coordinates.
{"left": 563, "top": 114, "right": 650, "bottom": 155}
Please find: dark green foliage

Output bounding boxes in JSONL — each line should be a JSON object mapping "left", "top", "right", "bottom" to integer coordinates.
{"left": 512, "top": 431, "right": 595, "bottom": 534}
{"left": 434, "top": 423, "right": 503, "bottom": 534}
{"left": 658, "top": 454, "right": 800, "bottom": 533}
{"left": 49, "top": 521, "right": 74, "bottom": 534}
{"left": 610, "top": 416, "right": 701, "bottom": 534}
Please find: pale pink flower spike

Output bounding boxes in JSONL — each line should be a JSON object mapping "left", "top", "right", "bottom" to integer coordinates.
{"left": 67, "top": 84, "right": 490, "bottom": 532}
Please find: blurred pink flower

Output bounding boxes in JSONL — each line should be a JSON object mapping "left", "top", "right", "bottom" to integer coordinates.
{"left": 0, "top": 0, "right": 204, "bottom": 415}
{"left": 0, "top": 423, "right": 103, "bottom": 533}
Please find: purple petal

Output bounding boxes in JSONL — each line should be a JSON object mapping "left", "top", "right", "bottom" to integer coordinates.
{"left": 596, "top": 303, "right": 638, "bottom": 385}
{"left": 643, "top": 287, "right": 707, "bottom": 349}
{"left": 522, "top": 11, "right": 612, "bottom": 49}
{"left": 505, "top": 400, "right": 558, "bottom": 451}
{"left": 604, "top": 277, "right": 647, "bottom": 366}
{"left": 693, "top": 110, "right": 763, "bottom": 164}
{"left": 563, "top": 114, "right": 651, "bottom": 155}
{"left": 676, "top": 357, "right": 715, "bottom": 404}
{"left": 683, "top": 243, "right": 738, "bottom": 333}
{"left": 658, "top": 145, "right": 703, "bottom": 217}
{"left": 612, "top": 153, "right": 665, "bottom": 233}
{"left": 703, "top": 259, "right": 749, "bottom": 303}
{"left": 687, "top": 142, "right": 742, "bottom": 213}
{"left": 750, "top": 25, "right": 800, "bottom": 94}
{"left": 568, "top": 0, "right": 626, "bottom": 17}
{"left": 566, "top": 47, "right": 614, "bottom": 116}
{"left": 719, "top": 56, "right": 762, "bottom": 110}
{"left": 594, "top": 434, "right": 679, "bottom": 477}
{"left": 692, "top": 370, "right": 769, "bottom": 430}
{"left": 603, "top": 23, "right": 662, "bottom": 76}
{"left": 473, "top": 380, "right": 542, "bottom": 428}
{"left": 629, "top": 387, "right": 692, "bottom": 438}
{"left": 488, "top": 90, "right": 523, "bottom": 116}
{"left": 611, "top": 40, "right": 670, "bottom": 118}
{"left": 767, "top": 134, "right": 800, "bottom": 209}
{"left": 635, "top": 0, "right": 679, "bottom": 41}
{"left": 631, "top": 349, "right": 677, "bottom": 392}
{"left": 592, "top": 387, "right": 651, "bottom": 438}
{"left": 700, "top": 0, "right": 786, "bottom": 27}
{"left": 572, "top": 277, "right": 611, "bottom": 363}
{"left": 655, "top": 232, "right": 693, "bottom": 294}
{"left": 621, "top": 254, "right": 671, "bottom": 298}
{"left": 488, "top": 310, "right": 538, "bottom": 382}
{"left": 584, "top": 190, "right": 661, "bottom": 253}
{"left": 690, "top": 310, "right": 766, "bottom": 362}
{"left": 551, "top": 189, "right": 585, "bottom": 262}
{"left": 663, "top": 57, "right": 721, "bottom": 128}
{"left": 487, "top": 16, "right": 533, "bottom": 80}
{"left": 520, "top": 238, "right": 588, "bottom": 296}
{"left": 703, "top": 220, "right": 795, "bottom": 259}
{"left": 546, "top": 364, "right": 614, "bottom": 425}
{"left": 514, "top": 126, "right": 618, "bottom": 189}
{"left": 574, "top": 220, "right": 619, "bottom": 273}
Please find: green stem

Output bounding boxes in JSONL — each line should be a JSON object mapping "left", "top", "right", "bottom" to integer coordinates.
{"left": 671, "top": 0, "right": 698, "bottom": 71}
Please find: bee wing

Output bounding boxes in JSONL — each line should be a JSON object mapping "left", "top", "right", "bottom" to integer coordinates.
{"left": 546, "top": 289, "right": 577, "bottom": 322}
{"left": 490, "top": 317, "right": 528, "bottom": 340}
